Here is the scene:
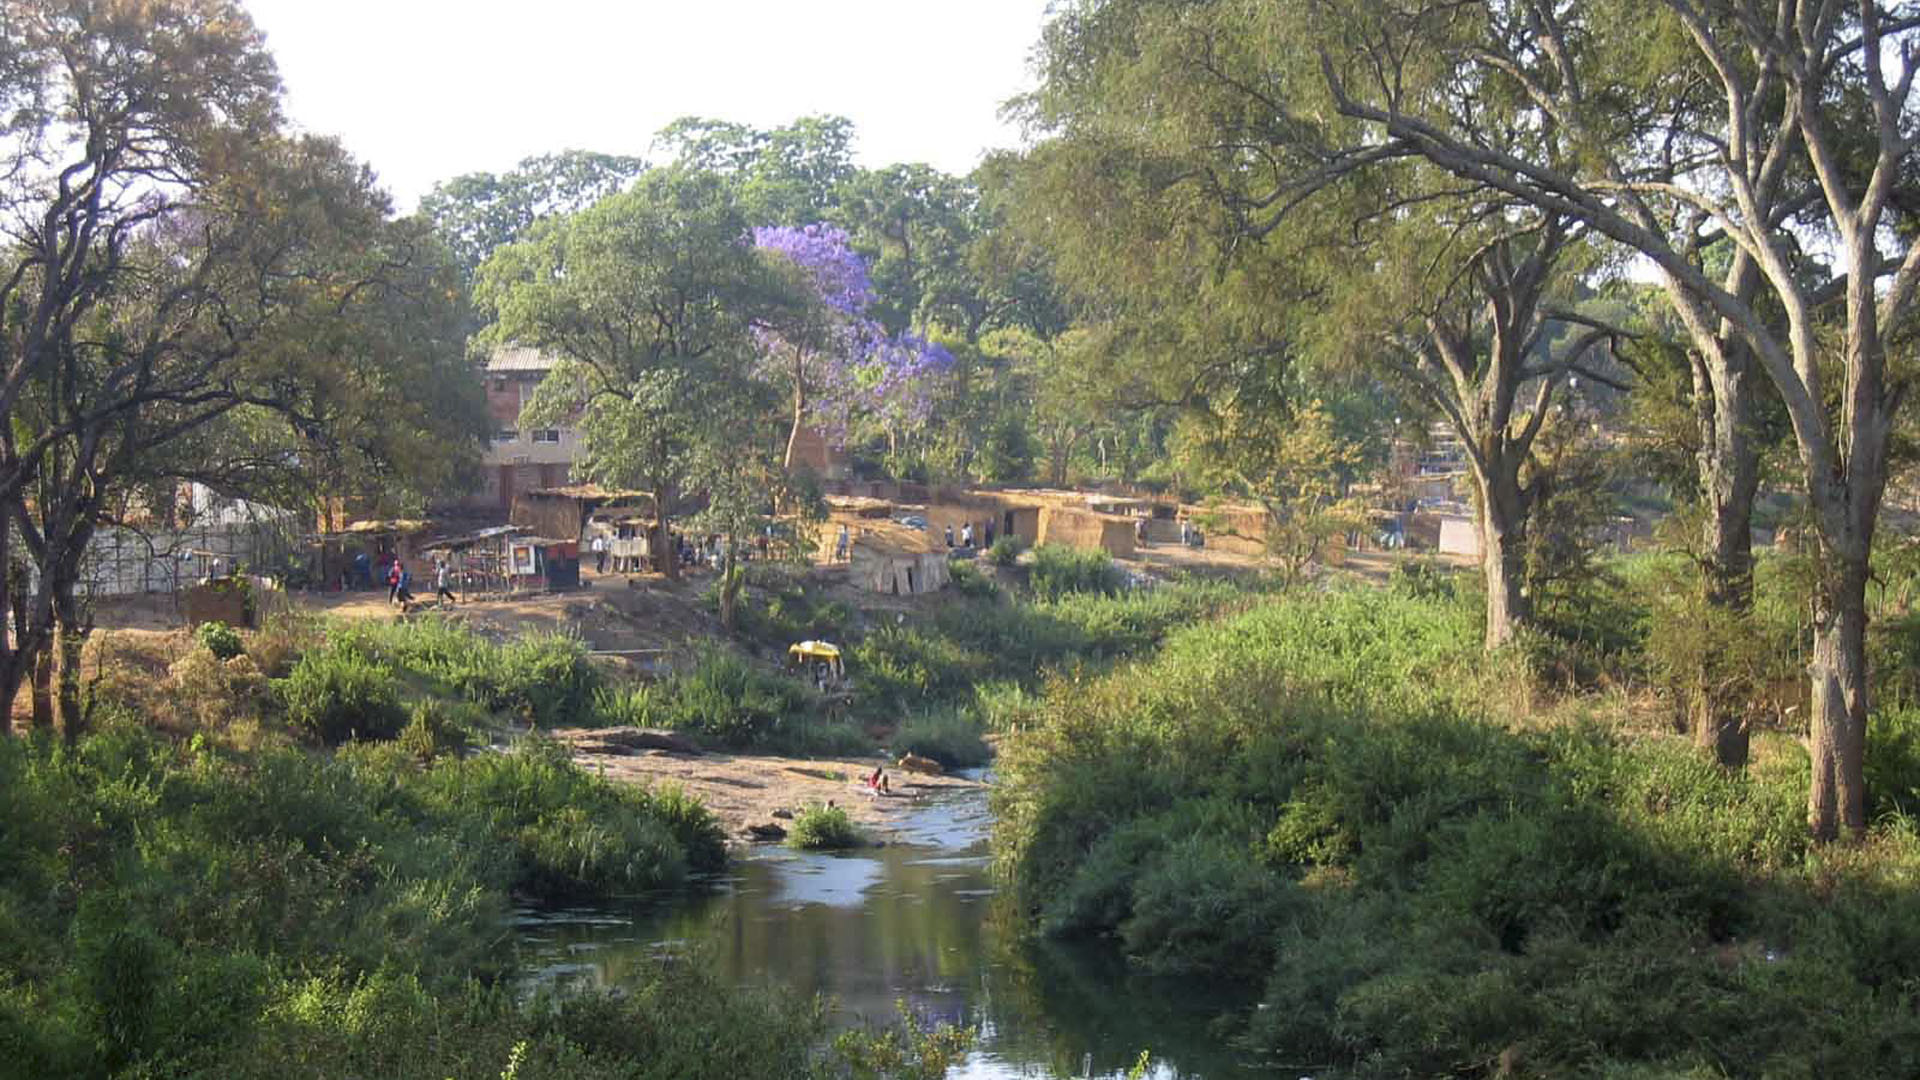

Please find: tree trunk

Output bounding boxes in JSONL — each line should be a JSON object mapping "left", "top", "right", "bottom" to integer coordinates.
{"left": 1693, "top": 354, "right": 1759, "bottom": 767}
{"left": 784, "top": 351, "right": 807, "bottom": 473}
{"left": 655, "top": 480, "right": 678, "bottom": 582}
{"left": 718, "top": 541, "right": 739, "bottom": 632}
{"left": 1474, "top": 463, "right": 1531, "bottom": 650}
{"left": 30, "top": 646, "right": 52, "bottom": 732}
{"left": 1807, "top": 557, "right": 1871, "bottom": 840}
{"left": 53, "top": 587, "right": 85, "bottom": 742}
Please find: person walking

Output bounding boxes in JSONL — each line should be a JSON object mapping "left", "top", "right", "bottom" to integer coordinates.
{"left": 834, "top": 523, "right": 850, "bottom": 562}
{"left": 944, "top": 523, "right": 954, "bottom": 548}
{"left": 960, "top": 522, "right": 974, "bottom": 549}
{"left": 435, "top": 561, "right": 456, "bottom": 604}
{"left": 591, "top": 534, "right": 607, "bottom": 574}
{"left": 387, "top": 558, "right": 402, "bottom": 605}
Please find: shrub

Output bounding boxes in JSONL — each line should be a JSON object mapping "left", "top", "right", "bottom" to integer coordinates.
{"left": 1029, "top": 545, "right": 1117, "bottom": 601}
{"left": 396, "top": 700, "right": 478, "bottom": 762}
{"left": 985, "top": 536, "right": 1022, "bottom": 566}
{"left": 947, "top": 559, "right": 998, "bottom": 598}
{"left": 276, "top": 648, "right": 405, "bottom": 744}
{"left": 652, "top": 648, "right": 807, "bottom": 748}
{"left": 788, "top": 802, "right": 860, "bottom": 850}
{"left": 893, "top": 707, "right": 990, "bottom": 769}
{"left": 990, "top": 584, "right": 1920, "bottom": 1079}
{"left": 480, "top": 633, "right": 600, "bottom": 728}
{"left": 194, "top": 621, "right": 245, "bottom": 661}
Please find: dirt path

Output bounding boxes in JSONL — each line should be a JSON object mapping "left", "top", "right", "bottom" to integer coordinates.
{"left": 551, "top": 729, "right": 983, "bottom": 845}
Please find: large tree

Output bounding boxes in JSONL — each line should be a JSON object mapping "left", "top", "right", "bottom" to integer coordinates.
{"left": 419, "top": 149, "right": 646, "bottom": 280}
{"left": 0, "top": 1, "right": 483, "bottom": 735}
{"left": 1292, "top": 0, "right": 1918, "bottom": 836}
{"left": 474, "top": 168, "right": 780, "bottom": 581}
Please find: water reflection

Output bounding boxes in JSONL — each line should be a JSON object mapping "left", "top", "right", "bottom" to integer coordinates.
{"left": 514, "top": 788, "right": 1255, "bottom": 1078}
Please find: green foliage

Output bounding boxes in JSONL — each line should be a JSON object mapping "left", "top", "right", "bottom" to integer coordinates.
{"left": 788, "top": 803, "right": 861, "bottom": 850}
{"left": 1867, "top": 707, "right": 1920, "bottom": 819}
{"left": 826, "top": 1002, "right": 976, "bottom": 1080}
{"left": 396, "top": 699, "right": 479, "bottom": 762}
{"left": 276, "top": 645, "right": 406, "bottom": 744}
{"left": 946, "top": 558, "right": 999, "bottom": 598}
{"left": 271, "top": 619, "right": 603, "bottom": 737}
{"left": 1028, "top": 544, "right": 1118, "bottom": 601}
{"left": 194, "top": 620, "right": 246, "bottom": 661}
{"left": 479, "top": 634, "right": 603, "bottom": 727}
{"left": 892, "top": 707, "right": 991, "bottom": 769}
{"left": 985, "top": 536, "right": 1023, "bottom": 566}
{"left": 0, "top": 722, "right": 746, "bottom": 1076}
{"left": 645, "top": 647, "right": 810, "bottom": 749}
{"left": 993, "top": 585, "right": 1920, "bottom": 1077}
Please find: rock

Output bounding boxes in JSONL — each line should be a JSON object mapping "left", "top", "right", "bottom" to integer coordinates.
{"left": 743, "top": 823, "right": 787, "bottom": 842}
{"left": 897, "top": 752, "right": 943, "bottom": 776}
{"left": 770, "top": 808, "right": 794, "bottom": 820}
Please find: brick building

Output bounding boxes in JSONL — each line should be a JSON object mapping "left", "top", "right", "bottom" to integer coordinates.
{"left": 471, "top": 347, "right": 577, "bottom": 511}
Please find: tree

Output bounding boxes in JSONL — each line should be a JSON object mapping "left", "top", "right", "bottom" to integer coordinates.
{"left": 751, "top": 223, "right": 954, "bottom": 473}
{"left": 1298, "top": 0, "right": 1919, "bottom": 836}
{"left": 420, "top": 150, "right": 647, "bottom": 280}
{"left": 0, "top": 1, "right": 482, "bottom": 734}
{"left": 474, "top": 169, "right": 777, "bottom": 582}
{"left": 654, "top": 115, "right": 857, "bottom": 226}
{"left": 1182, "top": 397, "right": 1366, "bottom": 586}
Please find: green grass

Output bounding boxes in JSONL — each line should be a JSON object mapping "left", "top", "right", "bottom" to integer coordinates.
{"left": 787, "top": 803, "right": 861, "bottom": 850}
{"left": 893, "top": 706, "right": 991, "bottom": 769}
{"left": 0, "top": 723, "right": 764, "bottom": 1077}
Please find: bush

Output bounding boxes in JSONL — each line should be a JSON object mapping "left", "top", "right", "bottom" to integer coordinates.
{"left": 947, "top": 558, "right": 998, "bottom": 598}
{"left": 1029, "top": 545, "right": 1118, "bottom": 601}
{"left": 478, "top": 633, "right": 601, "bottom": 728}
{"left": 985, "top": 536, "right": 1023, "bottom": 566}
{"left": 990, "top": 584, "right": 1920, "bottom": 1078}
{"left": 893, "top": 707, "right": 991, "bottom": 769}
{"left": 396, "top": 699, "right": 478, "bottom": 762}
{"left": 194, "top": 621, "right": 246, "bottom": 661}
{"left": 649, "top": 648, "right": 808, "bottom": 748}
{"left": 276, "top": 648, "right": 405, "bottom": 744}
{"left": 788, "top": 803, "right": 860, "bottom": 850}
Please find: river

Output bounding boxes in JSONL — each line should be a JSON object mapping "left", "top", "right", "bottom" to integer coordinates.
{"left": 513, "top": 778, "right": 1257, "bottom": 1079}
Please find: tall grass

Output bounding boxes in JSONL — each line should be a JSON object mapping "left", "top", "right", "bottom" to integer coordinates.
{"left": 0, "top": 723, "right": 753, "bottom": 1077}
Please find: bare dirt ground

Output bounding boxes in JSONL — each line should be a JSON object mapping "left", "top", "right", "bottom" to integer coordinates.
{"left": 549, "top": 731, "right": 985, "bottom": 844}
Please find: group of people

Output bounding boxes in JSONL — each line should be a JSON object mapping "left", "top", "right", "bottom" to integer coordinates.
{"left": 942, "top": 519, "right": 996, "bottom": 550}
{"left": 383, "top": 558, "right": 458, "bottom": 610}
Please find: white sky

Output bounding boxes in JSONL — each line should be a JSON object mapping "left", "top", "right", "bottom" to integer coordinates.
{"left": 243, "top": 0, "right": 1056, "bottom": 213}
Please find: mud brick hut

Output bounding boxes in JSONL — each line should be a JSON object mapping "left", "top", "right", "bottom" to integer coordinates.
{"left": 847, "top": 521, "right": 949, "bottom": 596}
{"left": 1036, "top": 505, "right": 1136, "bottom": 557}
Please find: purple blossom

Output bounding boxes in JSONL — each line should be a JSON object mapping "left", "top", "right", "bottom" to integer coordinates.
{"left": 752, "top": 223, "right": 875, "bottom": 314}
{"left": 752, "top": 223, "right": 951, "bottom": 443}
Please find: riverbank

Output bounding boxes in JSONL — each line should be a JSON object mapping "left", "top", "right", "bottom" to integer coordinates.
{"left": 550, "top": 727, "right": 986, "bottom": 844}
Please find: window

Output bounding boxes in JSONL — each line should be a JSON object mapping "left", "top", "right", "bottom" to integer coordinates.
{"left": 531, "top": 428, "right": 561, "bottom": 445}
{"left": 494, "top": 429, "right": 518, "bottom": 443}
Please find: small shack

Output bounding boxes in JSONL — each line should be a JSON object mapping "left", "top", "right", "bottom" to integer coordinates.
{"left": 1038, "top": 506, "right": 1137, "bottom": 557}
{"left": 926, "top": 491, "right": 1043, "bottom": 549}
{"left": 848, "top": 522, "right": 949, "bottom": 596}
{"left": 511, "top": 485, "right": 652, "bottom": 548}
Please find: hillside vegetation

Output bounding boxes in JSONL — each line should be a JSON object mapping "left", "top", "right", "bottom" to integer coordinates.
{"left": 993, "top": 575, "right": 1920, "bottom": 1077}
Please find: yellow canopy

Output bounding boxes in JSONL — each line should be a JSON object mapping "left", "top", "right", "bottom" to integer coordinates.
{"left": 788, "top": 640, "right": 842, "bottom": 663}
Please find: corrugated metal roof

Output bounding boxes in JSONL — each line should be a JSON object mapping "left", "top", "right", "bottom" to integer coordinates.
{"left": 486, "top": 346, "right": 559, "bottom": 373}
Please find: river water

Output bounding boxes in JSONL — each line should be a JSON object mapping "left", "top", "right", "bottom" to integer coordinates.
{"left": 513, "top": 780, "right": 1255, "bottom": 1079}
